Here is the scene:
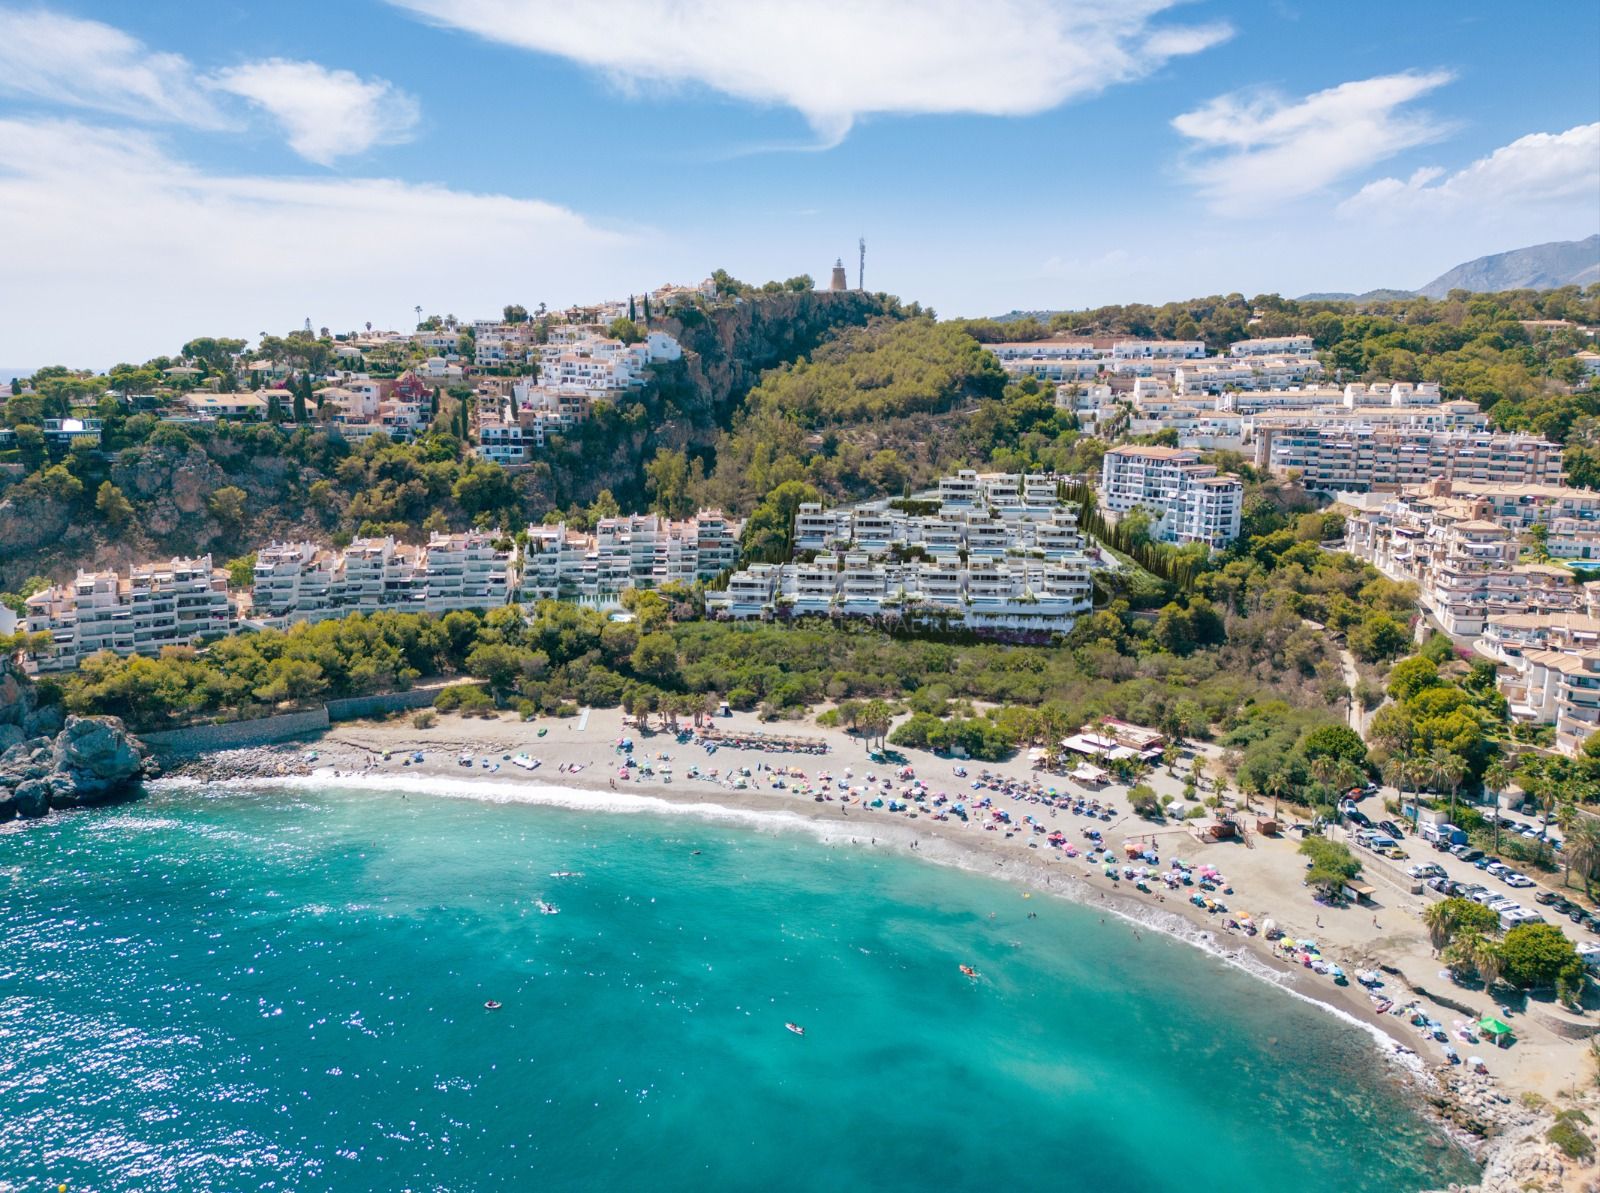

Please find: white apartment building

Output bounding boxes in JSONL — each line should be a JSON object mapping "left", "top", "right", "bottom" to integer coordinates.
{"left": 1099, "top": 446, "right": 1243, "bottom": 548}
{"left": 1261, "top": 428, "right": 1564, "bottom": 493}
{"left": 707, "top": 473, "right": 1095, "bottom": 635}
{"left": 1370, "top": 479, "right": 1600, "bottom": 563}
{"left": 1175, "top": 356, "right": 1323, "bottom": 394}
{"left": 536, "top": 330, "right": 681, "bottom": 393}
{"left": 1344, "top": 501, "right": 1583, "bottom": 637}
{"left": 476, "top": 419, "right": 534, "bottom": 464}
{"left": 519, "top": 511, "right": 741, "bottom": 608}
{"left": 247, "top": 533, "right": 513, "bottom": 629}
{"left": 24, "top": 555, "right": 235, "bottom": 672}
{"left": 1111, "top": 340, "right": 1206, "bottom": 360}
{"left": 1228, "top": 334, "right": 1314, "bottom": 357}
{"left": 1497, "top": 647, "right": 1600, "bottom": 756}
{"left": 1477, "top": 611, "right": 1600, "bottom": 666}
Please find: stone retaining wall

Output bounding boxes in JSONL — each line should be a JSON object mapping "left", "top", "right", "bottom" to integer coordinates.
{"left": 140, "top": 707, "right": 330, "bottom": 754}
{"left": 327, "top": 685, "right": 461, "bottom": 722}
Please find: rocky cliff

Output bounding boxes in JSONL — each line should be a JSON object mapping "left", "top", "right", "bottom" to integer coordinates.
{"left": 658, "top": 289, "right": 898, "bottom": 423}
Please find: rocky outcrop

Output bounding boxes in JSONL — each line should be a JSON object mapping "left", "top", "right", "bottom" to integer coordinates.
{"left": 0, "top": 661, "right": 64, "bottom": 750}
{"left": 0, "top": 715, "right": 157, "bottom": 822}
{"left": 0, "top": 482, "right": 73, "bottom": 560}
{"left": 109, "top": 443, "right": 228, "bottom": 538}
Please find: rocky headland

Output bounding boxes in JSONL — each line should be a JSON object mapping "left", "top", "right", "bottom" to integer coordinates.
{"left": 0, "top": 663, "right": 157, "bottom": 821}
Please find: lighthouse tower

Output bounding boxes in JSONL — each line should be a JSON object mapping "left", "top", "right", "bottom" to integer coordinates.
{"left": 829, "top": 258, "right": 848, "bottom": 291}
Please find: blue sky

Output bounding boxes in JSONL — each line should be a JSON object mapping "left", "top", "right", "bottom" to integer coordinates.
{"left": 0, "top": 0, "right": 1596, "bottom": 367}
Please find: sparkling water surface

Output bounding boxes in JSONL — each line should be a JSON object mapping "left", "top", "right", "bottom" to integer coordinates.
{"left": 0, "top": 783, "right": 1478, "bottom": 1192}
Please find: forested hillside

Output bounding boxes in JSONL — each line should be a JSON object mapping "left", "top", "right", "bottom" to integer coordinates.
{"left": 700, "top": 317, "right": 1106, "bottom": 513}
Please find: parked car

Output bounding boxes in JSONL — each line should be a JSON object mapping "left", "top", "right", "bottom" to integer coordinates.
{"left": 1474, "top": 856, "right": 1501, "bottom": 871}
{"left": 1346, "top": 810, "right": 1372, "bottom": 828}
{"left": 1425, "top": 876, "right": 1456, "bottom": 894}
{"left": 1408, "top": 862, "right": 1445, "bottom": 879}
{"left": 1534, "top": 890, "right": 1564, "bottom": 906}
{"left": 1382, "top": 846, "right": 1408, "bottom": 860}
{"left": 1451, "top": 845, "right": 1484, "bottom": 863}
{"left": 1503, "top": 873, "right": 1535, "bottom": 889}
{"left": 1379, "top": 820, "right": 1405, "bottom": 838}
{"left": 1485, "top": 862, "right": 1511, "bottom": 879}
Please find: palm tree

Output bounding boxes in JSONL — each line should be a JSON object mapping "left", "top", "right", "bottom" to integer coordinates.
{"left": 1384, "top": 753, "right": 1421, "bottom": 823}
{"left": 1443, "top": 929, "right": 1498, "bottom": 987}
{"left": 1423, "top": 899, "right": 1462, "bottom": 955}
{"left": 1308, "top": 755, "right": 1341, "bottom": 798}
{"left": 1429, "top": 748, "right": 1467, "bottom": 824}
{"left": 1262, "top": 769, "right": 1291, "bottom": 820}
{"left": 1562, "top": 810, "right": 1600, "bottom": 897}
{"left": 1484, "top": 755, "right": 1515, "bottom": 855}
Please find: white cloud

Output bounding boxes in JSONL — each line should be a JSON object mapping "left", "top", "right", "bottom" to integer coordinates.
{"left": 0, "top": 8, "right": 420, "bottom": 165}
{"left": 0, "top": 7, "right": 228, "bottom": 127}
{"left": 1172, "top": 71, "right": 1454, "bottom": 214}
{"left": 0, "top": 118, "right": 638, "bottom": 367}
{"left": 389, "top": 0, "right": 1231, "bottom": 143}
{"left": 209, "top": 59, "right": 422, "bottom": 166}
{"left": 1338, "top": 123, "right": 1600, "bottom": 219}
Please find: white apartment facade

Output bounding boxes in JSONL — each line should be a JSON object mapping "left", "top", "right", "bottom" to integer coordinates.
{"left": 520, "top": 511, "right": 741, "bottom": 608}
{"left": 1099, "top": 446, "right": 1243, "bottom": 548}
{"left": 247, "top": 533, "right": 514, "bottom": 629}
{"left": 1262, "top": 428, "right": 1564, "bottom": 493}
{"left": 1228, "top": 334, "right": 1314, "bottom": 357}
{"left": 24, "top": 555, "right": 235, "bottom": 672}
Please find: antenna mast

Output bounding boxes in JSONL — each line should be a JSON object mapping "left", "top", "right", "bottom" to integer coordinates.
{"left": 858, "top": 237, "right": 866, "bottom": 290}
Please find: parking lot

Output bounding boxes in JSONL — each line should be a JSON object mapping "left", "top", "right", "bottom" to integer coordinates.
{"left": 1338, "top": 787, "right": 1596, "bottom": 944}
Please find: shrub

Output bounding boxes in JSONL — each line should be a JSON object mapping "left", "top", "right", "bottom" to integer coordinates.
{"left": 1128, "top": 784, "right": 1161, "bottom": 818}
{"left": 1546, "top": 1119, "right": 1594, "bottom": 1160}
{"left": 411, "top": 710, "right": 437, "bottom": 729}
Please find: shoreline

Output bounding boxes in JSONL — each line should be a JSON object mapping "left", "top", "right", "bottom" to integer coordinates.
{"left": 154, "top": 705, "right": 1596, "bottom": 1187}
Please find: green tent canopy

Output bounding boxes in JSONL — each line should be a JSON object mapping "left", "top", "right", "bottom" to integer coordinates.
{"left": 1478, "top": 1017, "right": 1513, "bottom": 1037}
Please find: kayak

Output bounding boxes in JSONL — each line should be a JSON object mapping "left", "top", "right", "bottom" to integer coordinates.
{"left": 786, "top": 1022, "right": 805, "bottom": 1037}
{"left": 959, "top": 964, "right": 979, "bottom": 979}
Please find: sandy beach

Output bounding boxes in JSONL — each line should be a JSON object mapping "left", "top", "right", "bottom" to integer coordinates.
{"left": 162, "top": 703, "right": 1599, "bottom": 1178}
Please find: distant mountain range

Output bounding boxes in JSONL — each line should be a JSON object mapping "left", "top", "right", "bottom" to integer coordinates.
{"left": 1300, "top": 235, "right": 1599, "bottom": 302}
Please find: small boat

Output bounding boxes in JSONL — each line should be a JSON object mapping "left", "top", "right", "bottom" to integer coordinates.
{"left": 537, "top": 901, "right": 560, "bottom": 915}
{"left": 550, "top": 871, "right": 583, "bottom": 879}
{"left": 785, "top": 1022, "right": 805, "bottom": 1037}
{"left": 484, "top": 1000, "right": 502, "bottom": 1011}
{"left": 959, "top": 964, "right": 979, "bottom": 979}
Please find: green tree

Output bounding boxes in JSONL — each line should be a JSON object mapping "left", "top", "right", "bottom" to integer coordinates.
{"left": 858, "top": 698, "right": 894, "bottom": 750}
{"left": 93, "top": 481, "right": 134, "bottom": 527}
{"left": 207, "top": 485, "right": 248, "bottom": 524}
{"left": 1298, "top": 836, "right": 1361, "bottom": 894}
{"left": 1496, "top": 922, "right": 1583, "bottom": 993}
{"left": 1301, "top": 723, "right": 1367, "bottom": 767}
{"left": 740, "top": 480, "right": 821, "bottom": 562}
{"left": 1387, "top": 656, "right": 1439, "bottom": 702}
{"left": 608, "top": 317, "right": 643, "bottom": 345}
{"left": 224, "top": 553, "right": 257, "bottom": 591}
{"left": 630, "top": 632, "right": 679, "bottom": 684}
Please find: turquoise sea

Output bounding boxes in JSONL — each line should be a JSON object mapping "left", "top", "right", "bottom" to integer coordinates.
{"left": 0, "top": 781, "right": 1477, "bottom": 1192}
